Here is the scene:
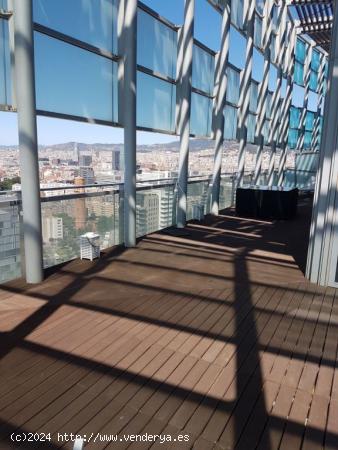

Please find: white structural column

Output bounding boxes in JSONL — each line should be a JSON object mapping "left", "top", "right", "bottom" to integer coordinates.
{"left": 297, "top": 42, "right": 313, "bottom": 151}
{"left": 306, "top": 1, "right": 338, "bottom": 287}
{"left": 253, "top": 2, "right": 274, "bottom": 185}
{"left": 277, "top": 26, "right": 297, "bottom": 186}
{"left": 236, "top": 0, "right": 255, "bottom": 186}
{"left": 176, "top": 0, "right": 194, "bottom": 228}
{"left": 267, "top": 2, "right": 287, "bottom": 186}
{"left": 13, "top": 0, "right": 44, "bottom": 283}
{"left": 210, "top": 0, "right": 231, "bottom": 215}
{"left": 122, "top": 0, "right": 137, "bottom": 247}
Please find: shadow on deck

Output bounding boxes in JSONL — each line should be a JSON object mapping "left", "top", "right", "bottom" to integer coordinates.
{"left": 0, "top": 198, "right": 337, "bottom": 450}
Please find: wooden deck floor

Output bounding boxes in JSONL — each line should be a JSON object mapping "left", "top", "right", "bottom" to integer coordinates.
{"left": 0, "top": 199, "right": 337, "bottom": 450}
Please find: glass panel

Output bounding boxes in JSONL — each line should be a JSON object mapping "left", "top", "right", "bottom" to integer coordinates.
{"left": 269, "top": 65, "right": 277, "bottom": 91}
{"left": 0, "top": 18, "right": 11, "bottom": 106}
{"left": 139, "top": 0, "right": 184, "bottom": 25}
{"left": 305, "top": 111, "right": 315, "bottom": 131}
{"left": 187, "top": 180, "right": 210, "bottom": 221}
{"left": 290, "top": 107, "right": 301, "bottom": 129}
{"left": 281, "top": 77, "right": 287, "bottom": 98}
{"left": 311, "top": 50, "right": 320, "bottom": 71}
{"left": 231, "top": 0, "right": 244, "bottom": 29}
{"left": 226, "top": 66, "right": 240, "bottom": 105}
{"left": 263, "top": 119, "right": 270, "bottom": 144}
{"left": 137, "top": 71, "right": 176, "bottom": 132}
{"left": 42, "top": 190, "right": 122, "bottom": 268}
{"left": 34, "top": 32, "right": 118, "bottom": 122}
{"left": 194, "top": 0, "right": 221, "bottom": 51}
{"left": 308, "top": 91, "right": 318, "bottom": 112}
{"left": 304, "top": 131, "right": 312, "bottom": 149}
{"left": 229, "top": 26, "right": 246, "bottom": 70}
{"left": 224, "top": 105, "right": 237, "bottom": 140}
{"left": 270, "top": 34, "right": 276, "bottom": 62}
{"left": 190, "top": 92, "right": 212, "bottom": 137}
{"left": 288, "top": 129, "right": 298, "bottom": 148}
{"left": 219, "top": 175, "right": 234, "bottom": 210}
{"left": 294, "top": 62, "right": 304, "bottom": 85}
{"left": 292, "top": 84, "right": 305, "bottom": 108}
{"left": 255, "top": 0, "right": 264, "bottom": 15}
{"left": 252, "top": 48, "right": 264, "bottom": 82}
{"left": 271, "top": 4, "right": 279, "bottom": 31}
{"left": 309, "top": 70, "right": 318, "bottom": 91}
{"left": 254, "top": 14, "right": 262, "bottom": 48}
{"left": 0, "top": 194, "right": 22, "bottom": 283}
{"left": 0, "top": 0, "right": 8, "bottom": 9}
{"left": 247, "top": 113, "right": 256, "bottom": 143}
{"left": 249, "top": 81, "right": 258, "bottom": 112}
{"left": 137, "top": 9, "right": 177, "bottom": 79}
{"left": 136, "top": 185, "right": 175, "bottom": 237}
{"left": 266, "top": 92, "right": 272, "bottom": 119}
{"left": 295, "top": 38, "right": 306, "bottom": 64}
{"left": 33, "top": 0, "right": 118, "bottom": 54}
{"left": 192, "top": 44, "right": 214, "bottom": 95}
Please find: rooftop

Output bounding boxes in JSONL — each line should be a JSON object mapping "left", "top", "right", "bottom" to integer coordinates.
{"left": 0, "top": 199, "right": 337, "bottom": 449}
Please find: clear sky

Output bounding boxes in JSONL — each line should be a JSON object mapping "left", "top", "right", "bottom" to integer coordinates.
{"left": 0, "top": 0, "right": 308, "bottom": 147}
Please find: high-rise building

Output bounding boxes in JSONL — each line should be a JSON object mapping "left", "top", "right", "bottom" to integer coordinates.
{"left": 79, "top": 154, "right": 92, "bottom": 167}
{"left": 111, "top": 149, "right": 121, "bottom": 171}
{"left": 42, "top": 216, "right": 64, "bottom": 243}
{"left": 79, "top": 166, "right": 95, "bottom": 185}
{"left": 136, "top": 192, "right": 159, "bottom": 237}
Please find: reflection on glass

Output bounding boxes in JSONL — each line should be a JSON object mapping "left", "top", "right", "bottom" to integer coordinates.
{"left": 0, "top": 18, "right": 11, "bottom": 106}
{"left": 190, "top": 92, "right": 212, "bottom": 137}
{"left": 192, "top": 44, "right": 214, "bottom": 95}
{"left": 34, "top": 32, "right": 118, "bottom": 122}
{"left": 33, "top": 0, "right": 118, "bottom": 54}
{"left": 226, "top": 67, "right": 240, "bottom": 105}
{"left": 224, "top": 105, "right": 237, "bottom": 140}
{"left": 137, "top": 71, "right": 176, "bottom": 132}
{"left": 137, "top": 9, "right": 177, "bottom": 79}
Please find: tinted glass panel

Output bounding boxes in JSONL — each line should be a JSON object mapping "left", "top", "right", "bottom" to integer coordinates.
{"left": 33, "top": 0, "right": 118, "bottom": 54}
{"left": 192, "top": 44, "right": 214, "bottom": 95}
{"left": 190, "top": 92, "right": 212, "bottom": 137}
{"left": 252, "top": 48, "right": 264, "bottom": 82}
{"left": 0, "top": 18, "right": 11, "bottom": 105}
{"left": 249, "top": 82, "right": 258, "bottom": 112}
{"left": 34, "top": 32, "right": 117, "bottom": 122}
{"left": 309, "top": 70, "right": 318, "bottom": 91}
{"left": 254, "top": 15, "right": 262, "bottom": 48}
{"left": 226, "top": 66, "right": 240, "bottom": 105}
{"left": 305, "top": 111, "right": 315, "bottom": 131}
{"left": 311, "top": 50, "right": 320, "bottom": 71}
{"left": 295, "top": 38, "right": 306, "bottom": 63}
{"left": 224, "top": 105, "right": 237, "bottom": 140}
{"left": 288, "top": 129, "right": 298, "bottom": 148}
{"left": 231, "top": 0, "right": 244, "bottom": 28}
{"left": 294, "top": 61, "right": 304, "bottom": 86}
{"left": 290, "top": 107, "right": 300, "bottom": 129}
{"left": 137, "top": 9, "right": 177, "bottom": 79}
{"left": 229, "top": 26, "right": 246, "bottom": 70}
{"left": 137, "top": 71, "right": 176, "bottom": 132}
{"left": 247, "top": 114, "right": 256, "bottom": 143}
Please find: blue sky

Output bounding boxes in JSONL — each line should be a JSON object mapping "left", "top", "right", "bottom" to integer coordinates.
{"left": 0, "top": 0, "right": 306, "bottom": 147}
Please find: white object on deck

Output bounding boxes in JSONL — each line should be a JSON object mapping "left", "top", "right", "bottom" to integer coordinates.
{"left": 80, "top": 232, "right": 100, "bottom": 261}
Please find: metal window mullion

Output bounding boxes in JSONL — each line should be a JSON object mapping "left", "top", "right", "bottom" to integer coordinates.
{"left": 277, "top": 25, "right": 297, "bottom": 186}
{"left": 253, "top": 0, "right": 274, "bottom": 185}
{"left": 297, "top": 43, "right": 313, "bottom": 151}
{"left": 210, "top": 0, "right": 230, "bottom": 215}
{"left": 176, "top": 0, "right": 194, "bottom": 228}
{"left": 236, "top": 0, "right": 255, "bottom": 186}
{"left": 312, "top": 54, "right": 326, "bottom": 150}
{"left": 267, "top": 2, "right": 287, "bottom": 186}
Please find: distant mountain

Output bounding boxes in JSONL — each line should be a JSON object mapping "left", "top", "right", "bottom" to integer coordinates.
{"left": 0, "top": 139, "right": 261, "bottom": 154}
